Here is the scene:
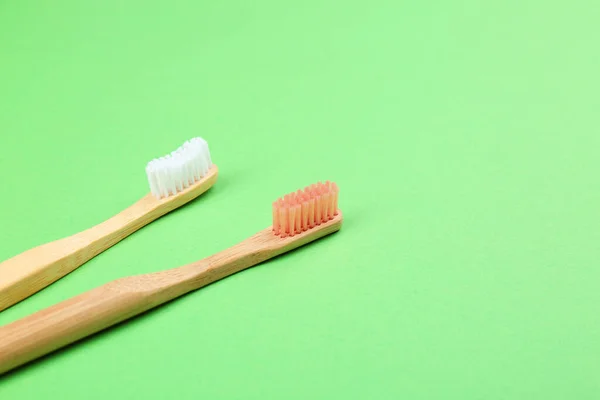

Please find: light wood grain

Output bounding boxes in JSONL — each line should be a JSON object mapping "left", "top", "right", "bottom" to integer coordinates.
{"left": 0, "top": 166, "right": 219, "bottom": 312}
{"left": 0, "top": 211, "right": 342, "bottom": 375}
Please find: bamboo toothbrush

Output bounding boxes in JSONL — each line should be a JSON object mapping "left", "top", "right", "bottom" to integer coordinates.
{"left": 0, "top": 137, "right": 218, "bottom": 312}
{"left": 0, "top": 181, "right": 341, "bottom": 375}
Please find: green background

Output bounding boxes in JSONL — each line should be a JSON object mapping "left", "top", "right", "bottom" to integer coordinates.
{"left": 0, "top": 0, "right": 599, "bottom": 398}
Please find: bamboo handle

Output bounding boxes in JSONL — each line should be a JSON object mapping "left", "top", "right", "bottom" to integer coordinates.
{"left": 0, "top": 240, "right": 269, "bottom": 375}
{"left": 0, "top": 198, "right": 154, "bottom": 312}
{"left": 0, "top": 273, "right": 184, "bottom": 375}
{"left": 0, "top": 243, "right": 267, "bottom": 375}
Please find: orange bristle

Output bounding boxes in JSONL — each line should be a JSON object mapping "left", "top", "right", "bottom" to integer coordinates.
{"left": 294, "top": 203, "right": 302, "bottom": 234}
{"left": 308, "top": 197, "right": 316, "bottom": 228}
{"left": 315, "top": 192, "right": 322, "bottom": 225}
{"left": 279, "top": 201, "right": 288, "bottom": 238}
{"left": 332, "top": 183, "right": 339, "bottom": 215}
{"left": 272, "top": 201, "right": 280, "bottom": 235}
{"left": 301, "top": 199, "right": 309, "bottom": 231}
{"left": 272, "top": 181, "right": 339, "bottom": 238}
{"left": 288, "top": 204, "right": 296, "bottom": 237}
{"left": 322, "top": 190, "right": 330, "bottom": 223}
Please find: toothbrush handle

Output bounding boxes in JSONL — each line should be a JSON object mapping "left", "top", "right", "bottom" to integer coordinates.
{"left": 0, "top": 272, "right": 192, "bottom": 376}
{"left": 0, "top": 198, "right": 156, "bottom": 313}
{"left": 0, "top": 237, "right": 272, "bottom": 376}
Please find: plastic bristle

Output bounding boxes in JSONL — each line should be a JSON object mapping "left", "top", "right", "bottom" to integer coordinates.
{"left": 315, "top": 192, "right": 322, "bottom": 225}
{"left": 272, "top": 202, "right": 280, "bottom": 236}
{"left": 308, "top": 197, "right": 316, "bottom": 228}
{"left": 294, "top": 203, "right": 302, "bottom": 234}
{"left": 301, "top": 199, "right": 309, "bottom": 231}
{"left": 145, "top": 137, "right": 213, "bottom": 199}
{"left": 322, "top": 191, "right": 330, "bottom": 222}
{"left": 279, "top": 204, "right": 288, "bottom": 238}
{"left": 288, "top": 206, "right": 296, "bottom": 237}
{"left": 328, "top": 190, "right": 335, "bottom": 219}
{"left": 271, "top": 181, "right": 339, "bottom": 237}
{"left": 332, "top": 183, "right": 339, "bottom": 216}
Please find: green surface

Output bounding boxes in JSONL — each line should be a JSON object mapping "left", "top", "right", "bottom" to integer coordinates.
{"left": 0, "top": 0, "right": 599, "bottom": 398}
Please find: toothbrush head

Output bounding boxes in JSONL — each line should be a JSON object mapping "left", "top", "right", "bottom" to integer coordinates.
{"left": 272, "top": 181, "right": 339, "bottom": 238}
{"left": 145, "top": 137, "right": 213, "bottom": 199}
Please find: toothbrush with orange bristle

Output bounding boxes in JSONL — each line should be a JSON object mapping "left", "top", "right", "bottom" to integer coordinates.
{"left": 0, "top": 181, "right": 342, "bottom": 375}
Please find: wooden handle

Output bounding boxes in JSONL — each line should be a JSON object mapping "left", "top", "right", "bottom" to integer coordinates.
{"left": 0, "top": 199, "right": 154, "bottom": 312}
{"left": 0, "top": 210, "right": 342, "bottom": 375}
{"left": 0, "top": 166, "right": 218, "bottom": 312}
{"left": 0, "top": 272, "right": 190, "bottom": 375}
{"left": 0, "top": 242, "right": 265, "bottom": 375}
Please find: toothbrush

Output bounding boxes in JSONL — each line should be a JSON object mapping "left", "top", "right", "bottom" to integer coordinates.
{"left": 0, "top": 137, "right": 217, "bottom": 312}
{"left": 0, "top": 181, "right": 341, "bottom": 375}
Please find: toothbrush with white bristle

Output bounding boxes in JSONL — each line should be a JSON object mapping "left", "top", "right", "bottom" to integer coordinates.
{"left": 0, "top": 137, "right": 218, "bottom": 312}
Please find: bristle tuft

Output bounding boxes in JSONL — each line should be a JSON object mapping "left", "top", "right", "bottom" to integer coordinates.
{"left": 272, "top": 181, "right": 339, "bottom": 237}
{"left": 145, "top": 137, "right": 213, "bottom": 199}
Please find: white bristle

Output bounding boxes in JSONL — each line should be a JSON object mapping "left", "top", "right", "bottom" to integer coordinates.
{"left": 145, "top": 137, "right": 213, "bottom": 199}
